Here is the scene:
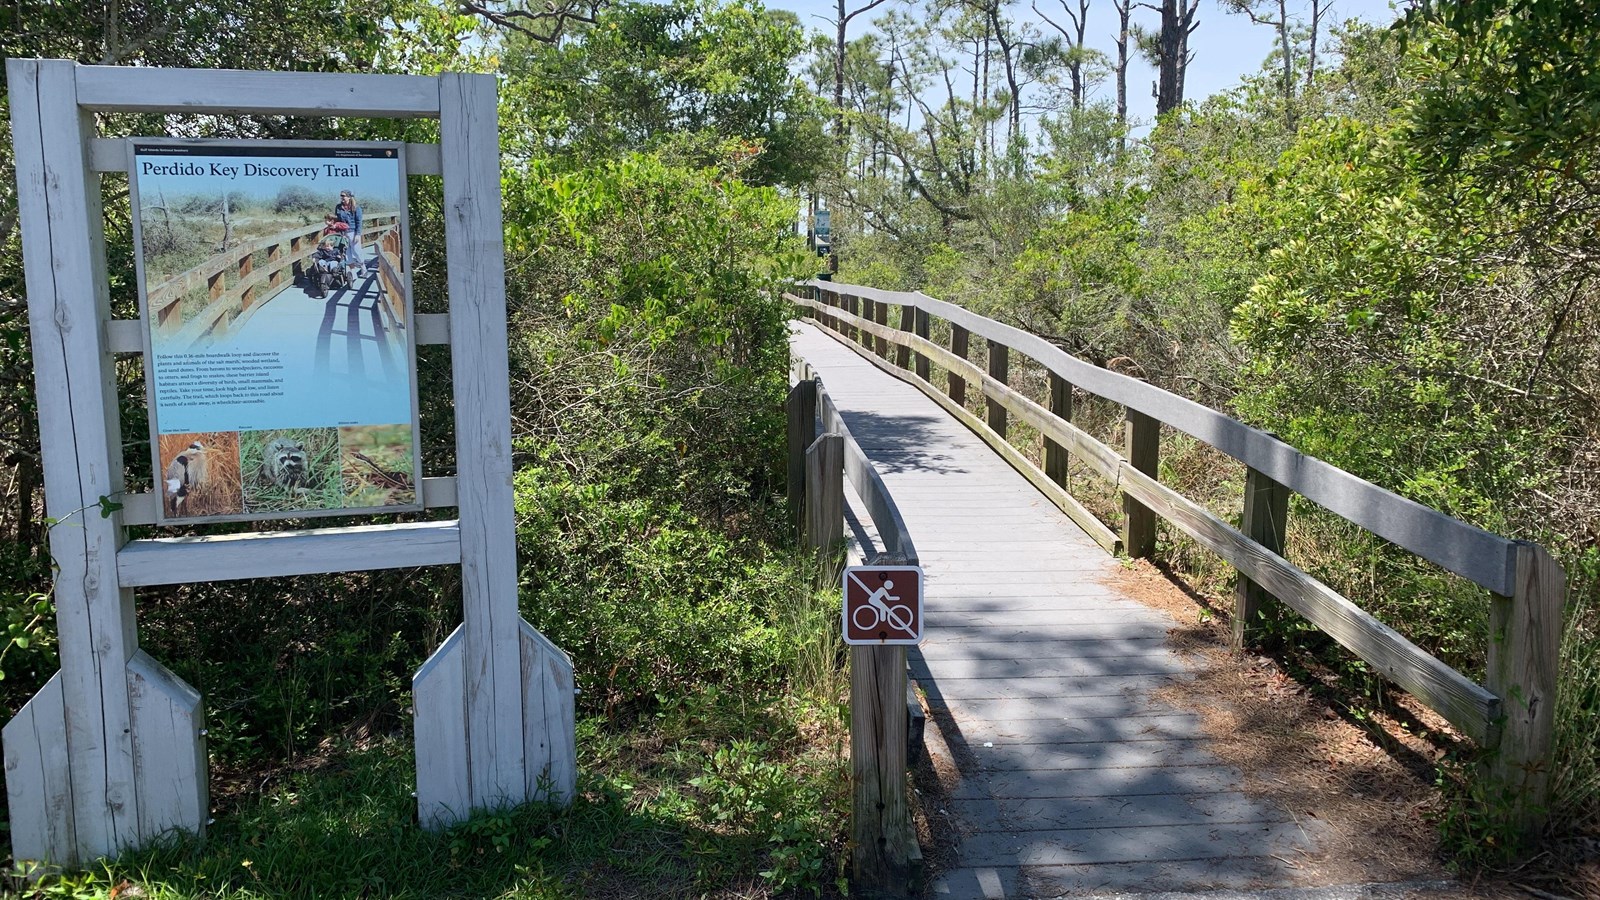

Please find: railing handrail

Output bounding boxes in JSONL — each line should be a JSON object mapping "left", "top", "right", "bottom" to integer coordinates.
{"left": 796, "top": 359, "right": 918, "bottom": 565}
{"left": 805, "top": 280, "right": 1513, "bottom": 595}
{"left": 790, "top": 280, "right": 1564, "bottom": 831}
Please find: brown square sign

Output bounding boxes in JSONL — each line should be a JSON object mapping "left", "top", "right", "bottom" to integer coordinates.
{"left": 843, "top": 565, "right": 923, "bottom": 645}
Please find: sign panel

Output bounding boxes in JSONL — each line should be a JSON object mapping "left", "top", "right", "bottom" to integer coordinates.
{"left": 129, "top": 140, "right": 423, "bottom": 523}
{"left": 843, "top": 565, "right": 924, "bottom": 645}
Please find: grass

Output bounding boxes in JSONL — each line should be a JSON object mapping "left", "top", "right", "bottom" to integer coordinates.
{"left": 4, "top": 527, "right": 854, "bottom": 900}
{"left": 9, "top": 693, "right": 849, "bottom": 900}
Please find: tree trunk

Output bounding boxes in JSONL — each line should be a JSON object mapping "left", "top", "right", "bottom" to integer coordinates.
{"left": 1278, "top": 0, "right": 1293, "bottom": 126}
{"left": 219, "top": 190, "right": 233, "bottom": 252}
{"left": 835, "top": 0, "right": 848, "bottom": 146}
{"left": 1155, "top": 0, "right": 1181, "bottom": 115}
{"left": 1305, "top": 0, "right": 1323, "bottom": 92}
{"left": 1114, "top": 0, "right": 1129, "bottom": 145}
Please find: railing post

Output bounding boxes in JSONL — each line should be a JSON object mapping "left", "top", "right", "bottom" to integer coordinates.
{"left": 1486, "top": 542, "right": 1564, "bottom": 833}
{"left": 859, "top": 296, "right": 874, "bottom": 349}
{"left": 1045, "top": 372, "right": 1072, "bottom": 487}
{"left": 949, "top": 324, "right": 969, "bottom": 406}
{"left": 852, "top": 642, "right": 912, "bottom": 897}
{"left": 845, "top": 294, "right": 860, "bottom": 344}
{"left": 873, "top": 300, "right": 889, "bottom": 358}
{"left": 786, "top": 379, "right": 818, "bottom": 537}
{"left": 267, "top": 242, "right": 282, "bottom": 289}
{"left": 986, "top": 339, "right": 1009, "bottom": 437}
{"left": 913, "top": 309, "right": 930, "bottom": 382}
{"left": 1122, "top": 409, "right": 1158, "bottom": 559}
{"left": 896, "top": 304, "right": 913, "bottom": 369}
{"left": 238, "top": 252, "right": 254, "bottom": 309}
{"left": 803, "top": 433, "right": 844, "bottom": 556}
{"left": 1233, "top": 467, "right": 1290, "bottom": 650}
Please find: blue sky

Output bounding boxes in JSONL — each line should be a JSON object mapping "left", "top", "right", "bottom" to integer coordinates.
{"left": 767, "top": 0, "right": 1403, "bottom": 128}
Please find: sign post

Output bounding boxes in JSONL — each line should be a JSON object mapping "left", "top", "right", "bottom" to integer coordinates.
{"left": 843, "top": 564, "right": 924, "bottom": 897}
{"left": 4, "top": 61, "right": 575, "bottom": 867}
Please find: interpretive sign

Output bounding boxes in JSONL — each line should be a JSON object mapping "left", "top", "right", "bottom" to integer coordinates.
{"left": 843, "top": 565, "right": 924, "bottom": 645}
{"left": 129, "top": 141, "right": 422, "bottom": 523}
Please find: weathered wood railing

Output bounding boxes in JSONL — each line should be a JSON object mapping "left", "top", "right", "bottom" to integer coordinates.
{"left": 787, "top": 361, "right": 921, "bottom": 897}
{"left": 149, "top": 213, "right": 400, "bottom": 349}
{"left": 789, "top": 279, "right": 1566, "bottom": 831}
{"left": 373, "top": 224, "right": 408, "bottom": 327}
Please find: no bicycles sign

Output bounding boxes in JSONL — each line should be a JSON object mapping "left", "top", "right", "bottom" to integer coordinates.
{"left": 843, "top": 565, "right": 924, "bottom": 645}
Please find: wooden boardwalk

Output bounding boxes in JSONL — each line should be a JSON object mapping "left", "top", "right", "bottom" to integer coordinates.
{"left": 792, "top": 323, "right": 1320, "bottom": 898}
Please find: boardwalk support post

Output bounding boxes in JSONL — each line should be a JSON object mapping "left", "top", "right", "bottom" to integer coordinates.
{"left": 1045, "top": 372, "right": 1072, "bottom": 488}
{"left": 1122, "top": 409, "right": 1159, "bottom": 559}
{"left": 949, "top": 324, "right": 969, "bottom": 406}
{"left": 852, "top": 643, "right": 913, "bottom": 897}
{"left": 896, "top": 304, "right": 913, "bottom": 369}
{"left": 803, "top": 433, "right": 844, "bottom": 556}
{"left": 786, "top": 379, "right": 818, "bottom": 536}
{"left": 1486, "top": 542, "right": 1564, "bottom": 833}
{"left": 986, "top": 340, "right": 1009, "bottom": 437}
{"left": 874, "top": 300, "right": 890, "bottom": 358}
{"left": 913, "top": 309, "right": 930, "bottom": 382}
{"left": 1233, "top": 467, "right": 1290, "bottom": 650}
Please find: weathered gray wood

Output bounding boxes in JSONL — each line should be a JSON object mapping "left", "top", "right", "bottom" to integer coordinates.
{"left": 1116, "top": 463, "right": 1499, "bottom": 743}
{"left": 1486, "top": 542, "right": 1565, "bottom": 831}
{"left": 786, "top": 380, "right": 818, "bottom": 535}
{"left": 1122, "top": 409, "right": 1159, "bottom": 560}
{"left": 791, "top": 320, "right": 1334, "bottom": 892}
{"left": 127, "top": 651, "right": 206, "bottom": 842}
{"left": 986, "top": 340, "right": 1009, "bottom": 437}
{"left": 913, "top": 308, "right": 931, "bottom": 382}
{"left": 950, "top": 324, "right": 969, "bottom": 406}
{"left": 117, "top": 521, "right": 463, "bottom": 587}
{"left": 415, "top": 312, "right": 450, "bottom": 345}
{"left": 793, "top": 302, "right": 1518, "bottom": 768}
{"left": 789, "top": 295, "right": 1122, "bottom": 481}
{"left": 435, "top": 69, "right": 526, "bottom": 811}
{"left": 815, "top": 383, "right": 918, "bottom": 564}
{"left": 2, "top": 672, "right": 73, "bottom": 866}
{"left": 520, "top": 621, "right": 578, "bottom": 804}
{"left": 896, "top": 304, "right": 914, "bottom": 369}
{"left": 1234, "top": 467, "right": 1290, "bottom": 650}
{"left": 804, "top": 434, "right": 845, "bottom": 555}
{"left": 852, "top": 644, "right": 913, "bottom": 896}
{"left": 1045, "top": 373, "right": 1072, "bottom": 488}
{"left": 801, "top": 313, "right": 1119, "bottom": 552}
{"left": 802, "top": 281, "right": 1520, "bottom": 595}
{"left": 10, "top": 57, "right": 147, "bottom": 863}
{"left": 413, "top": 626, "right": 471, "bottom": 829}
{"left": 75, "top": 65, "right": 442, "bottom": 116}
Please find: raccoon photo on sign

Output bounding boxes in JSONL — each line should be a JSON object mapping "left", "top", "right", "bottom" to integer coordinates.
{"left": 240, "top": 427, "right": 341, "bottom": 513}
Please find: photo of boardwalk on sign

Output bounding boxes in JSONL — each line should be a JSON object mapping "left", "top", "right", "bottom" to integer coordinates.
{"left": 130, "top": 141, "right": 423, "bottom": 523}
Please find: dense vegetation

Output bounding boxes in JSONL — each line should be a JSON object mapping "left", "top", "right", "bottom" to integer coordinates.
{"left": 818, "top": 0, "right": 1599, "bottom": 860}
{"left": 0, "top": 1, "right": 851, "bottom": 896}
{"left": 0, "top": 0, "right": 1596, "bottom": 893}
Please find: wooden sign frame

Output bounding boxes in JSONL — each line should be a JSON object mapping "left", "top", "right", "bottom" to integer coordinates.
{"left": 4, "top": 60, "right": 576, "bottom": 868}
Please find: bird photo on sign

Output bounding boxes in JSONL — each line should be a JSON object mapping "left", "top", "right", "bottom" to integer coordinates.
{"left": 158, "top": 431, "right": 242, "bottom": 518}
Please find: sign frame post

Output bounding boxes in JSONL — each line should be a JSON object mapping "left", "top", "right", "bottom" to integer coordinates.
{"left": 4, "top": 60, "right": 575, "bottom": 867}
